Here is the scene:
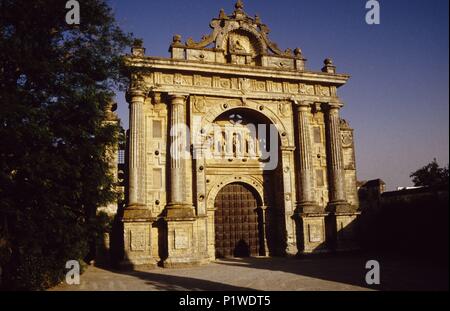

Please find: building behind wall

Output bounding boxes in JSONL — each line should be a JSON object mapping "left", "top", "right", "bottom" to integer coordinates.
{"left": 359, "top": 180, "right": 449, "bottom": 260}
{"left": 121, "top": 1, "right": 361, "bottom": 268}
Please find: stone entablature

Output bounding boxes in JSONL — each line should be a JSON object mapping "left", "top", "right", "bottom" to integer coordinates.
{"left": 121, "top": 1, "right": 360, "bottom": 268}
{"left": 126, "top": 60, "right": 346, "bottom": 100}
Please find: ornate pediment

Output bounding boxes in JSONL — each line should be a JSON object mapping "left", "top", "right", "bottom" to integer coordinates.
{"left": 170, "top": 1, "right": 306, "bottom": 69}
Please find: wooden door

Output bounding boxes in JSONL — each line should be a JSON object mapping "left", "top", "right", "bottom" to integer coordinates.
{"left": 215, "top": 183, "right": 260, "bottom": 258}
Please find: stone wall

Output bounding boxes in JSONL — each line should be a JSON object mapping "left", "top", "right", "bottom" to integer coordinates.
{"left": 359, "top": 183, "right": 449, "bottom": 261}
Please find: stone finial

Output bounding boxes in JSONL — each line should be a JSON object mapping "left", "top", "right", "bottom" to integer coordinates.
{"left": 219, "top": 8, "right": 228, "bottom": 20}
{"left": 104, "top": 100, "right": 119, "bottom": 121}
{"left": 234, "top": 0, "right": 245, "bottom": 17}
{"left": 131, "top": 38, "right": 145, "bottom": 57}
{"left": 284, "top": 48, "right": 293, "bottom": 56}
{"left": 322, "top": 58, "right": 336, "bottom": 74}
{"left": 254, "top": 14, "right": 261, "bottom": 25}
{"left": 294, "top": 48, "right": 303, "bottom": 58}
{"left": 172, "top": 34, "right": 182, "bottom": 46}
{"left": 133, "top": 38, "right": 143, "bottom": 48}
{"left": 340, "top": 118, "right": 351, "bottom": 129}
{"left": 111, "top": 102, "right": 118, "bottom": 112}
{"left": 235, "top": 0, "right": 244, "bottom": 10}
{"left": 105, "top": 100, "right": 117, "bottom": 112}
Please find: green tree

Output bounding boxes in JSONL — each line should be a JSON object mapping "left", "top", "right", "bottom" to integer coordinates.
{"left": 410, "top": 159, "right": 449, "bottom": 188}
{"left": 0, "top": 0, "right": 133, "bottom": 289}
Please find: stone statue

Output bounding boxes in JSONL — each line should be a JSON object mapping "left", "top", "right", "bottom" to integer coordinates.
{"left": 232, "top": 40, "right": 246, "bottom": 53}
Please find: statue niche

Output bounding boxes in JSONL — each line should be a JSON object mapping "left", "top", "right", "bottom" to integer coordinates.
{"left": 225, "top": 30, "right": 263, "bottom": 65}
{"left": 206, "top": 109, "right": 272, "bottom": 161}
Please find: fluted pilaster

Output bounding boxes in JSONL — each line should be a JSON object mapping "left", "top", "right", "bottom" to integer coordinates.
{"left": 167, "top": 94, "right": 194, "bottom": 218}
{"left": 128, "top": 89, "right": 146, "bottom": 207}
{"left": 295, "top": 101, "right": 319, "bottom": 213}
{"left": 169, "top": 95, "right": 185, "bottom": 204}
{"left": 326, "top": 103, "right": 350, "bottom": 212}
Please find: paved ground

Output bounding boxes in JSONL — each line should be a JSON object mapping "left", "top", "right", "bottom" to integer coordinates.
{"left": 51, "top": 253, "right": 448, "bottom": 291}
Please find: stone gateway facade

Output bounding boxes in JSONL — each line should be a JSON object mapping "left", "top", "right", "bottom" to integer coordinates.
{"left": 122, "top": 1, "right": 360, "bottom": 268}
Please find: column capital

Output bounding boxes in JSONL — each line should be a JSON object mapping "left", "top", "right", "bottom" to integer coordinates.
{"left": 259, "top": 205, "right": 269, "bottom": 211}
{"left": 126, "top": 87, "right": 148, "bottom": 103}
{"left": 326, "top": 101, "right": 344, "bottom": 110}
{"left": 168, "top": 93, "right": 189, "bottom": 101}
{"left": 290, "top": 97, "right": 313, "bottom": 106}
{"left": 127, "top": 72, "right": 150, "bottom": 101}
{"left": 293, "top": 100, "right": 314, "bottom": 112}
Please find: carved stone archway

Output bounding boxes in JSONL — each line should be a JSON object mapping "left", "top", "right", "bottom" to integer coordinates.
{"left": 207, "top": 175, "right": 265, "bottom": 208}
{"left": 207, "top": 178, "right": 270, "bottom": 258}
{"left": 214, "top": 182, "right": 265, "bottom": 258}
{"left": 197, "top": 99, "right": 292, "bottom": 148}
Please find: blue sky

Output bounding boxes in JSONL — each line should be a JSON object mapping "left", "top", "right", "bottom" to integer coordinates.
{"left": 108, "top": 0, "right": 449, "bottom": 190}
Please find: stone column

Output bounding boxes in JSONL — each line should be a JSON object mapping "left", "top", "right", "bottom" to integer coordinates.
{"left": 326, "top": 102, "right": 350, "bottom": 213}
{"left": 295, "top": 101, "right": 319, "bottom": 213}
{"left": 122, "top": 84, "right": 155, "bottom": 269}
{"left": 280, "top": 146, "right": 298, "bottom": 255}
{"left": 127, "top": 88, "right": 146, "bottom": 207}
{"left": 167, "top": 94, "right": 194, "bottom": 218}
{"left": 164, "top": 97, "right": 200, "bottom": 268}
{"left": 259, "top": 205, "right": 269, "bottom": 256}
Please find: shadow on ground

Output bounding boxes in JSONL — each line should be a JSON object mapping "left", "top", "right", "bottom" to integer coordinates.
{"left": 78, "top": 251, "right": 449, "bottom": 291}
{"left": 114, "top": 270, "right": 253, "bottom": 291}
{"left": 213, "top": 252, "right": 449, "bottom": 291}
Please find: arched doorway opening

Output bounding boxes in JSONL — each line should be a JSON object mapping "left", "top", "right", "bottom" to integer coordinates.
{"left": 214, "top": 182, "right": 265, "bottom": 258}
{"left": 204, "top": 106, "right": 290, "bottom": 258}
